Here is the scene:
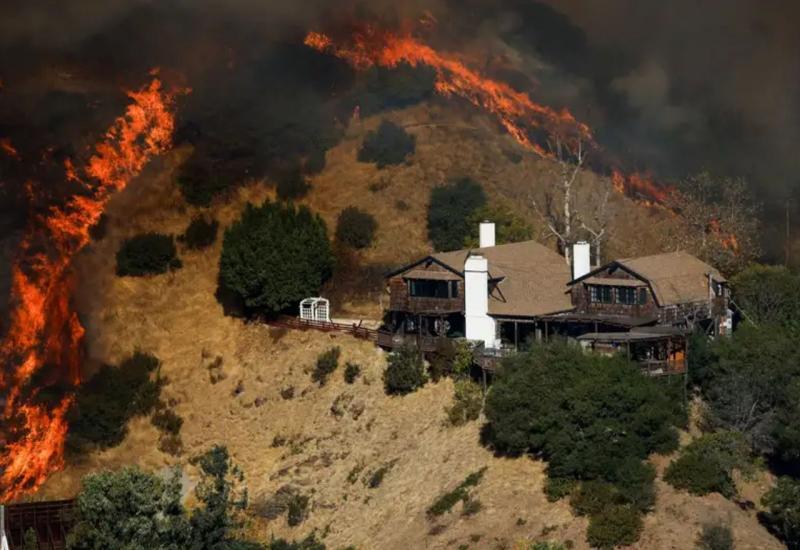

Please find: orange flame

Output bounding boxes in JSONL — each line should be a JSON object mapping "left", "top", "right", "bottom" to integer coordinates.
{"left": 611, "top": 169, "right": 673, "bottom": 207}
{"left": 0, "top": 77, "right": 182, "bottom": 501}
{"left": 1, "top": 137, "right": 19, "bottom": 159}
{"left": 304, "top": 26, "right": 594, "bottom": 157}
{"left": 305, "top": 26, "right": 682, "bottom": 210}
{"left": 708, "top": 218, "right": 740, "bottom": 252}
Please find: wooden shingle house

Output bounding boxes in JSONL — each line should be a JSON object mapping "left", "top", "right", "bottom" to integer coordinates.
{"left": 379, "top": 222, "right": 732, "bottom": 375}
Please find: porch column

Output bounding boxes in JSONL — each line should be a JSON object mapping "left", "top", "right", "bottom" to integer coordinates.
{"left": 514, "top": 321, "right": 519, "bottom": 350}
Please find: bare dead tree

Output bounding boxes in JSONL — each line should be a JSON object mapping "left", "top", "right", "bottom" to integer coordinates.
{"left": 579, "top": 188, "right": 611, "bottom": 263}
{"left": 531, "top": 137, "right": 610, "bottom": 265}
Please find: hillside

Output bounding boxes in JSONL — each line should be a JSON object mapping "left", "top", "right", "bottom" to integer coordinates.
{"left": 25, "top": 103, "right": 782, "bottom": 549}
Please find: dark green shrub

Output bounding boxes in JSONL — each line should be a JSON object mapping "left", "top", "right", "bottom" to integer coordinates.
{"left": 760, "top": 477, "right": 800, "bottom": 549}
{"left": 335, "top": 207, "right": 377, "bottom": 249}
{"left": 358, "top": 120, "right": 415, "bottom": 168}
{"left": 427, "top": 178, "right": 487, "bottom": 251}
{"left": 484, "top": 344, "right": 679, "bottom": 473}
{"left": 544, "top": 477, "right": 577, "bottom": 502}
{"left": 267, "top": 535, "right": 326, "bottom": 550}
{"left": 586, "top": 505, "right": 643, "bottom": 549}
{"left": 219, "top": 201, "right": 333, "bottom": 314}
{"left": 446, "top": 379, "right": 483, "bottom": 426}
{"left": 694, "top": 324, "right": 800, "bottom": 460}
{"left": 151, "top": 408, "right": 183, "bottom": 436}
{"left": 484, "top": 343, "right": 678, "bottom": 548}
{"left": 116, "top": 233, "right": 181, "bottom": 276}
{"left": 464, "top": 204, "right": 533, "bottom": 247}
{"left": 312, "top": 347, "right": 341, "bottom": 386}
{"left": 368, "top": 464, "right": 392, "bottom": 489}
{"left": 610, "top": 459, "right": 657, "bottom": 513}
{"left": 182, "top": 216, "right": 219, "bottom": 250}
{"left": 177, "top": 161, "right": 231, "bottom": 207}
{"left": 697, "top": 522, "right": 734, "bottom": 550}
{"left": 276, "top": 169, "right": 311, "bottom": 201}
{"left": 664, "top": 432, "right": 752, "bottom": 498}
{"left": 429, "top": 339, "right": 473, "bottom": 381}
{"left": 383, "top": 344, "right": 426, "bottom": 395}
{"left": 731, "top": 264, "right": 800, "bottom": 325}
{"left": 461, "top": 496, "right": 482, "bottom": 516}
{"left": 286, "top": 493, "right": 309, "bottom": 527}
{"left": 427, "top": 468, "right": 487, "bottom": 518}
{"left": 570, "top": 481, "right": 618, "bottom": 517}
{"left": 344, "top": 362, "right": 361, "bottom": 384}
{"left": 68, "top": 352, "right": 163, "bottom": 450}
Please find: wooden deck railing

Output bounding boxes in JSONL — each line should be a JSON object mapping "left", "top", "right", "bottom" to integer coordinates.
{"left": 266, "top": 316, "right": 378, "bottom": 342}
{"left": 4, "top": 499, "right": 76, "bottom": 549}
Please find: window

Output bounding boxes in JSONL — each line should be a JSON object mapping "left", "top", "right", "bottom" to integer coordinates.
{"left": 589, "top": 285, "right": 613, "bottom": 304}
{"left": 450, "top": 280, "right": 459, "bottom": 298}
{"left": 638, "top": 288, "right": 648, "bottom": 305}
{"left": 617, "top": 287, "right": 637, "bottom": 305}
{"left": 409, "top": 279, "right": 454, "bottom": 298}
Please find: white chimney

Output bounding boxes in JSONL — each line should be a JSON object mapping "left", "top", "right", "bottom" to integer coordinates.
{"left": 464, "top": 254, "right": 498, "bottom": 348}
{"left": 479, "top": 221, "right": 495, "bottom": 248}
{"left": 572, "top": 241, "right": 591, "bottom": 280}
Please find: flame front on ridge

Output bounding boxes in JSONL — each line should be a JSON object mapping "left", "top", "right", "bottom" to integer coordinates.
{"left": 0, "top": 77, "right": 182, "bottom": 501}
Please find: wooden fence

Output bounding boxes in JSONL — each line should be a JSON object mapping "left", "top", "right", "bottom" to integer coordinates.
{"left": 266, "top": 316, "right": 379, "bottom": 342}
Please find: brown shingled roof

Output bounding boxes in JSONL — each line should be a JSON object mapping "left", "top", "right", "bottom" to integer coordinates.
{"left": 616, "top": 251, "right": 724, "bottom": 306}
{"left": 433, "top": 240, "right": 573, "bottom": 317}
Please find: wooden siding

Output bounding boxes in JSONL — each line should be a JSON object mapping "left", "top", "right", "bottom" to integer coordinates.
{"left": 387, "top": 260, "right": 465, "bottom": 314}
{"left": 572, "top": 265, "right": 657, "bottom": 318}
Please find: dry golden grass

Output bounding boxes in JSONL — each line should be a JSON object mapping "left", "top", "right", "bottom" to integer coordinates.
{"left": 30, "top": 102, "right": 781, "bottom": 549}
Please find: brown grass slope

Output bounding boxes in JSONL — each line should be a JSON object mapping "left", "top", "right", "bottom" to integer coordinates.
{"left": 28, "top": 103, "right": 781, "bottom": 549}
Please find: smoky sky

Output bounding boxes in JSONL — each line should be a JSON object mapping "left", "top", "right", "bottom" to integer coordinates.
{"left": 1, "top": 0, "right": 799, "bottom": 258}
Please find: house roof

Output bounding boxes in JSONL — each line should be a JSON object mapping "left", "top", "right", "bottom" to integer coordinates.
{"left": 583, "top": 276, "right": 647, "bottom": 287}
{"left": 403, "top": 269, "right": 461, "bottom": 281}
{"left": 432, "top": 240, "right": 573, "bottom": 317}
{"left": 615, "top": 251, "right": 724, "bottom": 306}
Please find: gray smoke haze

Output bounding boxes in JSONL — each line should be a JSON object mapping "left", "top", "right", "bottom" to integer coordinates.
{"left": 1, "top": 0, "right": 799, "bottom": 258}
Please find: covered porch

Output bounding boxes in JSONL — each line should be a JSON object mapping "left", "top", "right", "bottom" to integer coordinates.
{"left": 576, "top": 327, "right": 688, "bottom": 376}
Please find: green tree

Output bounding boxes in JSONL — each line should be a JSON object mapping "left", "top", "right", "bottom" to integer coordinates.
{"left": 67, "top": 467, "right": 191, "bottom": 549}
{"left": 358, "top": 120, "right": 415, "bottom": 168}
{"left": 731, "top": 264, "right": 800, "bottom": 325}
{"left": 219, "top": 201, "right": 333, "bottom": 314}
{"left": 698, "top": 325, "right": 800, "bottom": 458}
{"left": 189, "top": 445, "right": 256, "bottom": 549}
{"left": 335, "top": 206, "right": 377, "bottom": 249}
{"left": 383, "top": 344, "right": 427, "bottom": 395}
{"left": 464, "top": 204, "right": 533, "bottom": 247}
{"left": 484, "top": 343, "right": 679, "bottom": 548}
{"left": 116, "top": 233, "right": 181, "bottom": 276}
{"left": 427, "top": 178, "right": 487, "bottom": 251}
{"left": 760, "top": 477, "right": 800, "bottom": 549}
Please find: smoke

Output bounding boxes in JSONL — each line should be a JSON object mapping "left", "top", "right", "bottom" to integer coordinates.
{"left": 1, "top": 0, "right": 799, "bottom": 258}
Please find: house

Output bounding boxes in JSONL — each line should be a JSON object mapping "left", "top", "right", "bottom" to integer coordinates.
{"left": 379, "top": 222, "right": 732, "bottom": 375}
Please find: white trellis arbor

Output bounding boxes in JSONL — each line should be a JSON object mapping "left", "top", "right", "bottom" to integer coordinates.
{"left": 299, "top": 297, "right": 330, "bottom": 322}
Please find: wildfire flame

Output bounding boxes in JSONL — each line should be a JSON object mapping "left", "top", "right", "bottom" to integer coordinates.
{"left": 708, "top": 218, "right": 740, "bottom": 253}
{"left": 1, "top": 137, "right": 19, "bottom": 159}
{"left": 0, "top": 77, "right": 182, "bottom": 501}
{"left": 304, "top": 26, "right": 593, "bottom": 158}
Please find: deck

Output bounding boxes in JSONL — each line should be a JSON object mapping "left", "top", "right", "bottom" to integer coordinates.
{"left": 3, "top": 499, "right": 76, "bottom": 549}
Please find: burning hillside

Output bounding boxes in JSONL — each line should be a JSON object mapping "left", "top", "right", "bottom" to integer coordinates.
{"left": 0, "top": 76, "right": 182, "bottom": 501}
